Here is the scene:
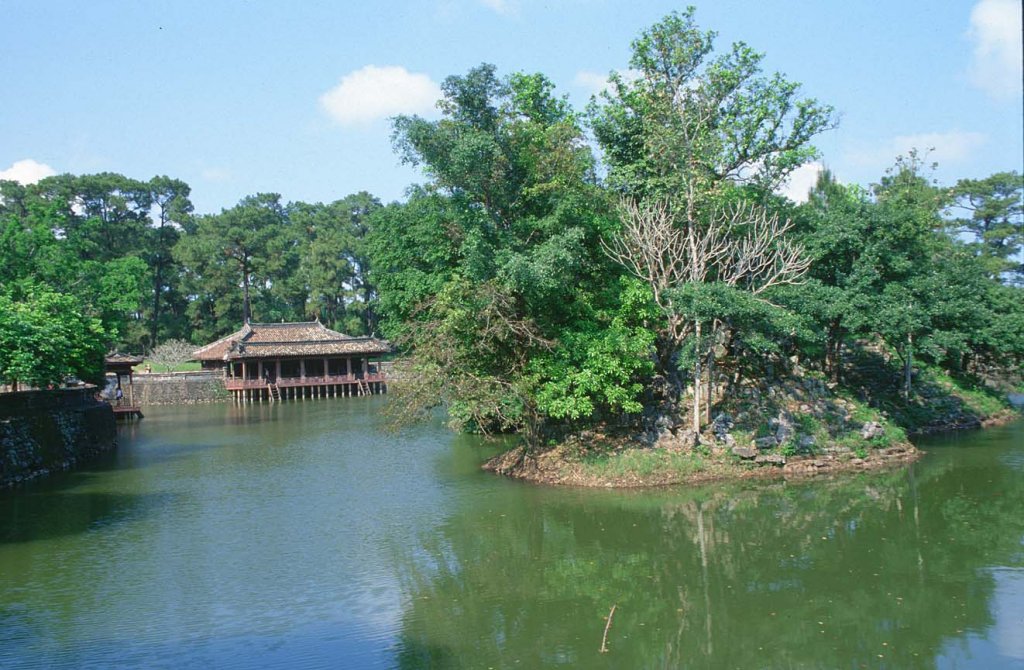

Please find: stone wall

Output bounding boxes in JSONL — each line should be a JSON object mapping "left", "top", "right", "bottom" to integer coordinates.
{"left": 127, "top": 371, "right": 229, "bottom": 405}
{"left": 0, "top": 388, "right": 117, "bottom": 488}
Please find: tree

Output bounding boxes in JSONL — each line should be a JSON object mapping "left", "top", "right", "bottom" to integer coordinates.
{"left": 0, "top": 284, "right": 107, "bottom": 390}
{"left": 607, "top": 195, "right": 810, "bottom": 430}
{"left": 947, "top": 171, "right": 1023, "bottom": 283}
{"left": 147, "top": 338, "right": 195, "bottom": 372}
{"left": 591, "top": 8, "right": 832, "bottom": 430}
{"left": 379, "top": 65, "right": 650, "bottom": 445}
{"left": 145, "top": 176, "right": 194, "bottom": 348}
{"left": 590, "top": 8, "right": 834, "bottom": 199}
{"left": 174, "top": 193, "right": 292, "bottom": 340}
{"left": 293, "top": 192, "right": 381, "bottom": 335}
{"left": 1, "top": 174, "right": 150, "bottom": 348}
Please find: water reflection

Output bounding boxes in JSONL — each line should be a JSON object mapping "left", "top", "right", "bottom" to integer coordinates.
{"left": 393, "top": 425, "right": 1024, "bottom": 669}
{"left": 0, "top": 402, "right": 1019, "bottom": 669}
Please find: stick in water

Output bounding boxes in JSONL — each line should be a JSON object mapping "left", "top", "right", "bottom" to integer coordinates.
{"left": 599, "top": 604, "right": 617, "bottom": 653}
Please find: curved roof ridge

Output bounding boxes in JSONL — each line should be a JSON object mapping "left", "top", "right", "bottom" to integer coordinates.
{"left": 192, "top": 326, "right": 246, "bottom": 358}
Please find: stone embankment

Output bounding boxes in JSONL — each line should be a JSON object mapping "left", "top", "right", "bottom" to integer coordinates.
{"left": 127, "top": 371, "right": 228, "bottom": 405}
{"left": 0, "top": 388, "right": 117, "bottom": 488}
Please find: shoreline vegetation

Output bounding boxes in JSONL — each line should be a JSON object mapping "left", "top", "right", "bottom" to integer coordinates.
{"left": 482, "top": 375, "right": 1021, "bottom": 489}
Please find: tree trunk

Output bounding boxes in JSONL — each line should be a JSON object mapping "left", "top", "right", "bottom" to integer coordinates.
{"left": 904, "top": 333, "right": 913, "bottom": 400}
{"left": 242, "top": 258, "right": 252, "bottom": 323}
{"left": 151, "top": 253, "right": 164, "bottom": 347}
{"left": 705, "top": 339, "right": 714, "bottom": 425}
{"left": 826, "top": 320, "right": 843, "bottom": 383}
{"left": 693, "top": 320, "right": 702, "bottom": 433}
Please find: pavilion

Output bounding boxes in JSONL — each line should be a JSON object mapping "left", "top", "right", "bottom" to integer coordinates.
{"left": 192, "top": 320, "right": 391, "bottom": 402}
{"left": 104, "top": 353, "right": 144, "bottom": 419}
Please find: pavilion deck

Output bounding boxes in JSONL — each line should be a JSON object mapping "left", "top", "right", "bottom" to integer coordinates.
{"left": 224, "top": 372, "right": 386, "bottom": 402}
{"left": 112, "top": 405, "right": 144, "bottom": 420}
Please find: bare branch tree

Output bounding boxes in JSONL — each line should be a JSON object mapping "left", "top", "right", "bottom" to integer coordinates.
{"left": 715, "top": 202, "right": 811, "bottom": 294}
{"left": 148, "top": 339, "right": 195, "bottom": 372}
{"left": 604, "top": 196, "right": 810, "bottom": 434}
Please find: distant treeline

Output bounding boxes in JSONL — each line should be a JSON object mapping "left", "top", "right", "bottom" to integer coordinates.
{"left": 0, "top": 176, "right": 380, "bottom": 386}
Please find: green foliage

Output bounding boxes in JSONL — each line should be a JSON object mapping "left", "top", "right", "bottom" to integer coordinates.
{"left": 379, "top": 63, "right": 648, "bottom": 445}
{"left": 531, "top": 278, "right": 656, "bottom": 420}
{"left": 0, "top": 7, "right": 1016, "bottom": 473}
{"left": 0, "top": 284, "right": 106, "bottom": 388}
{"left": 590, "top": 7, "right": 834, "bottom": 199}
{"left": 788, "top": 154, "right": 1024, "bottom": 406}
{"left": 292, "top": 192, "right": 382, "bottom": 334}
{"left": 947, "top": 171, "right": 1023, "bottom": 282}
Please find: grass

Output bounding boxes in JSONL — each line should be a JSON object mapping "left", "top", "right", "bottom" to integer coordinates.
{"left": 578, "top": 448, "right": 706, "bottom": 481}
{"left": 139, "top": 360, "right": 202, "bottom": 373}
{"left": 927, "top": 368, "right": 1009, "bottom": 416}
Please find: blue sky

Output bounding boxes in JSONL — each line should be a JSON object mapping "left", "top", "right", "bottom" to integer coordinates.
{"left": 2, "top": 0, "right": 1021, "bottom": 214}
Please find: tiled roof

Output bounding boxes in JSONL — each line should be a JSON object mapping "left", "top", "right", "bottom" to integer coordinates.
{"left": 192, "top": 321, "right": 391, "bottom": 361}
{"left": 105, "top": 353, "right": 144, "bottom": 366}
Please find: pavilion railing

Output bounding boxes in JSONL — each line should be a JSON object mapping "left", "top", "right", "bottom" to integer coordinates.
{"left": 223, "top": 373, "right": 386, "bottom": 391}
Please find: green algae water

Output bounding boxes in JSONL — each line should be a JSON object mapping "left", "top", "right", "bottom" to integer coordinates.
{"left": 1, "top": 399, "right": 1021, "bottom": 669}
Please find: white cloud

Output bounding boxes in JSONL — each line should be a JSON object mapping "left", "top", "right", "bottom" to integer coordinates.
{"left": 480, "top": 0, "right": 515, "bottom": 15}
{"left": 846, "top": 131, "right": 988, "bottom": 169}
{"left": 778, "top": 162, "right": 825, "bottom": 204}
{"left": 0, "top": 158, "right": 57, "bottom": 184}
{"left": 200, "top": 167, "right": 232, "bottom": 183}
{"left": 574, "top": 70, "right": 610, "bottom": 95}
{"left": 320, "top": 65, "right": 442, "bottom": 126}
{"left": 573, "top": 68, "right": 642, "bottom": 96}
{"left": 967, "top": 0, "right": 1023, "bottom": 99}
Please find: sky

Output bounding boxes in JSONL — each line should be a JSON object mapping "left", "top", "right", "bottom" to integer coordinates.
{"left": 1, "top": 0, "right": 1021, "bottom": 215}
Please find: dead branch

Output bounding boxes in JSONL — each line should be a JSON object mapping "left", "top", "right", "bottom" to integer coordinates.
{"left": 599, "top": 604, "right": 618, "bottom": 653}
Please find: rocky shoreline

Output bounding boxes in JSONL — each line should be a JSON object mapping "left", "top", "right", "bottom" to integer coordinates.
{"left": 484, "top": 437, "right": 922, "bottom": 489}
{"left": 482, "top": 381, "right": 1021, "bottom": 489}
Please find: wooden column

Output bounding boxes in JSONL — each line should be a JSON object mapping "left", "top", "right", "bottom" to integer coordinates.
{"left": 346, "top": 357, "right": 352, "bottom": 378}
{"left": 300, "top": 359, "right": 306, "bottom": 379}
{"left": 276, "top": 359, "right": 281, "bottom": 380}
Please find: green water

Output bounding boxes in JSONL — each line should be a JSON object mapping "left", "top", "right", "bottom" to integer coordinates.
{"left": 1, "top": 400, "right": 1022, "bottom": 669}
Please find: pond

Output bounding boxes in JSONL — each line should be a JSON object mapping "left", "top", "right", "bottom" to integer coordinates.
{"left": 1, "top": 399, "right": 1022, "bottom": 668}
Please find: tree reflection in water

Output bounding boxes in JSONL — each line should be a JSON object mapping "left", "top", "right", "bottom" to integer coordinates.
{"left": 391, "top": 447, "right": 1024, "bottom": 669}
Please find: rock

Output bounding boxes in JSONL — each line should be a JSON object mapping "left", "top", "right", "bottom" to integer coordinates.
{"left": 754, "top": 436, "right": 777, "bottom": 450}
{"left": 712, "top": 414, "right": 732, "bottom": 433}
{"left": 711, "top": 413, "right": 734, "bottom": 445}
{"left": 658, "top": 429, "right": 697, "bottom": 451}
{"left": 860, "top": 421, "right": 884, "bottom": 440}
{"left": 798, "top": 435, "right": 816, "bottom": 450}
{"left": 731, "top": 446, "right": 758, "bottom": 460}
{"left": 755, "top": 454, "right": 786, "bottom": 466}
{"left": 723, "top": 433, "right": 736, "bottom": 448}
{"left": 654, "top": 415, "right": 674, "bottom": 432}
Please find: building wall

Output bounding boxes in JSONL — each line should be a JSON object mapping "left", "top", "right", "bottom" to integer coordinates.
{"left": 0, "top": 388, "right": 117, "bottom": 488}
{"left": 127, "top": 371, "right": 229, "bottom": 405}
